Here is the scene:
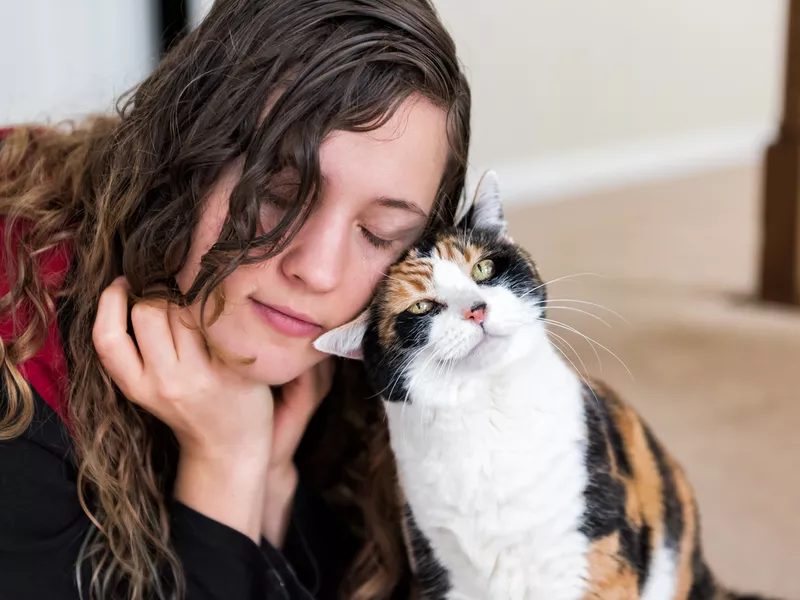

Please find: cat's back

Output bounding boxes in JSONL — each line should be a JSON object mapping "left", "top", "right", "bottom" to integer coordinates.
{"left": 580, "top": 379, "right": 724, "bottom": 600}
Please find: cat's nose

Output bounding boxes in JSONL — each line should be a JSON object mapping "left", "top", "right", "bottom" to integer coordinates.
{"left": 463, "top": 301, "right": 487, "bottom": 325}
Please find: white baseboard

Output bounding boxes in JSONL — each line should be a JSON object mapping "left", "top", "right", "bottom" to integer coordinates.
{"left": 467, "top": 125, "right": 776, "bottom": 207}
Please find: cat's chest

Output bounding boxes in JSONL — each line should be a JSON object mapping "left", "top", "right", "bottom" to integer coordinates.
{"left": 385, "top": 380, "right": 592, "bottom": 599}
{"left": 384, "top": 377, "right": 588, "bottom": 526}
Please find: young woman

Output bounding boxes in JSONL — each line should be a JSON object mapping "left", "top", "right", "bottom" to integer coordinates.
{"left": 0, "top": 1, "right": 470, "bottom": 598}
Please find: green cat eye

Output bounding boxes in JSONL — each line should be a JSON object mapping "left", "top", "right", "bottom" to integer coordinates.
{"left": 407, "top": 300, "right": 434, "bottom": 315}
{"left": 472, "top": 259, "right": 495, "bottom": 282}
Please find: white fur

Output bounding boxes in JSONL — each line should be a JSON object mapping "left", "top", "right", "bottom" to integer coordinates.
{"left": 384, "top": 259, "right": 591, "bottom": 600}
{"left": 641, "top": 544, "right": 678, "bottom": 600}
{"left": 313, "top": 178, "right": 621, "bottom": 599}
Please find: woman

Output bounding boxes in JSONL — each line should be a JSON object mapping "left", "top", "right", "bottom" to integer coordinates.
{"left": 0, "top": 0, "right": 470, "bottom": 598}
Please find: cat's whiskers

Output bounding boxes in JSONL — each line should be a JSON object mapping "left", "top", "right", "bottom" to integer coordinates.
{"left": 540, "top": 297, "right": 630, "bottom": 325}
{"left": 539, "top": 317, "right": 602, "bottom": 369}
{"left": 404, "top": 345, "right": 452, "bottom": 441}
{"left": 542, "top": 317, "right": 634, "bottom": 381}
{"left": 392, "top": 348, "right": 425, "bottom": 398}
{"left": 546, "top": 330, "right": 590, "bottom": 378}
{"left": 394, "top": 346, "right": 432, "bottom": 442}
{"left": 439, "top": 353, "right": 460, "bottom": 425}
{"left": 546, "top": 336, "right": 599, "bottom": 409}
{"left": 522, "top": 272, "right": 604, "bottom": 298}
{"left": 543, "top": 305, "right": 612, "bottom": 329}
{"left": 516, "top": 316, "right": 605, "bottom": 408}
{"left": 393, "top": 345, "right": 439, "bottom": 432}
{"left": 382, "top": 344, "right": 430, "bottom": 403}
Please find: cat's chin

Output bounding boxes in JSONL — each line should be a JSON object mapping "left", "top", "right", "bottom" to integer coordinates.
{"left": 456, "top": 333, "right": 511, "bottom": 370}
{"left": 456, "top": 327, "right": 545, "bottom": 373}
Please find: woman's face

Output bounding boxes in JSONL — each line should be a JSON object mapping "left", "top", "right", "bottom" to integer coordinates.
{"left": 177, "top": 97, "right": 449, "bottom": 385}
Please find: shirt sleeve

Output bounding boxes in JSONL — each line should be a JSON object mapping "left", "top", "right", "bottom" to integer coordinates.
{"left": 274, "top": 479, "right": 361, "bottom": 599}
{"left": 170, "top": 501, "right": 314, "bottom": 599}
{"left": 0, "top": 385, "right": 315, "bottom": 600}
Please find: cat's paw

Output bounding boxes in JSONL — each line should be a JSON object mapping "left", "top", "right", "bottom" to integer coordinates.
{"left": 487, "top": 551, "right": 526, "bottom": 600}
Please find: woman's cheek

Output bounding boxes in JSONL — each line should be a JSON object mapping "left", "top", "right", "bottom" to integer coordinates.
{"left": 346, "top": 257, "right": 388, "bottom": 314}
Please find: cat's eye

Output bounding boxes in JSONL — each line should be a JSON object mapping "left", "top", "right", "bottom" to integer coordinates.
{"left": 472, "top": 259, "right": 495, "bottom": 282}
{"left": 407, "top": 300, "right": 434, "bottom": 315}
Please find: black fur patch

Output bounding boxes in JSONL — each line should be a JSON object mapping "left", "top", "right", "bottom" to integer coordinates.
{"left": 687, "top": 506, "right": 732, "bottom": 600}
{"left": 412, "top": 235, "right": 438, "bottom": 259}
{"left": 580, "top": 386, "right": 651, "bottom": 591}
{"left": 362, "top": 321, "right": 407, "bottom": 404}
{"left": 600, "top": 400, "right": 633, "bottom": 477}
{"left": 620, "top": 522, "right": 652, "bottom": 591}
{"left": 394, "top": 304, "right": 442, "bottom": 350}
{"left": 643, "top": 425, "right": 684, "bottom": 549}
{"left": 579, "top": 387, "right": 628, "bottom": 541}
{"left": 688, "top": 534, "right": 717, "bottom": 599}
{"left": 404, "top": 506, "right": 452, "bottom": 599}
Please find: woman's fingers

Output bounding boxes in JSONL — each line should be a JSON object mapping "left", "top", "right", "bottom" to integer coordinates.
{"left": 93, "top": 278, "right": 275, "bottom": 468}
{"left": 131, "top": 298, "right": 179, "bottom": 369}
{"left": 168, "top": 304, "right": 209, "bottom": 365}
{"left": 92, "top": 277, "right": 145, "bottom": 402}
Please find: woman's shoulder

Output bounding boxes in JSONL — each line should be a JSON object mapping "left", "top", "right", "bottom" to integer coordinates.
{"left": 0, "top": 377, "right": 85, "bottom": 544}
{"left": 0, "top": 378, "right": 97, "bottom": 599}
{"left": 0, "top": 213, "right": 73, "bottom": 420}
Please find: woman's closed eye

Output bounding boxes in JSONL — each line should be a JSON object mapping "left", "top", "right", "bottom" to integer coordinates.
{"left": 359, "top": 218, "right": 427, "bottom": 252}
{"left": 360, "top": 226, "right": 395, "bottom": 250}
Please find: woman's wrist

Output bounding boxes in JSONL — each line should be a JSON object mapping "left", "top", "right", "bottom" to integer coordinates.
{"left": 174, "top": 450, "right": 270, "bottom": 543}
{"left": 262, "top": 463, "right": 299, "bottom": 548}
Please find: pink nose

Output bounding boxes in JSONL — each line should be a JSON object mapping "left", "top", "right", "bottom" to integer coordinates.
{"left": 463, "top": 302, "right": 487, "bottom": 325}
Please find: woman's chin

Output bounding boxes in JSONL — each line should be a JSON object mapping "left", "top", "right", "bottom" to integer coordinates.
{"left": 230, "top": 348, "right": 321, "bottom": 387}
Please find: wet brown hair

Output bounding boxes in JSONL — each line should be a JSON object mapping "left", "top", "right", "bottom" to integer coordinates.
{"left": 0, "top": 0, "right": 470, "bottom": 598}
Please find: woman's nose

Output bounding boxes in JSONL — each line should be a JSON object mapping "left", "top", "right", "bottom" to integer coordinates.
{"left": 278, "top": 209, "right": 348, "bottom": 294}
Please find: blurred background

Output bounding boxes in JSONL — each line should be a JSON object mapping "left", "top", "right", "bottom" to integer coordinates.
{"left": 2, "top": 1, "right": 797, "bottom": 596}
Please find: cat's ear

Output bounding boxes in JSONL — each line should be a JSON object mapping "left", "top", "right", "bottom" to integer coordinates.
{"left": 468, "top": 170, "right": 508, "bottom": 236}
{"left": 313, "top": 310, "right": 369, "bottom": 360}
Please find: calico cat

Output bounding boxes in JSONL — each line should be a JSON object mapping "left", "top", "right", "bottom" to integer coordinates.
{"left": 314, "top": 172, "right": 776, "bottom": 600}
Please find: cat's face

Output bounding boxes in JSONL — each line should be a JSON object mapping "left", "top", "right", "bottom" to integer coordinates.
{"left": 314, "top": 171, "right": 549, "bottom": 402}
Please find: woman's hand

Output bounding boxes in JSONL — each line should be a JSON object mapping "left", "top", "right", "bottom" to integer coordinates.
{"left": 92, "top": 277, "right": 275, "bottom": 541}
{"left": 262, "top": 357, "right": 335, "bottom": 547}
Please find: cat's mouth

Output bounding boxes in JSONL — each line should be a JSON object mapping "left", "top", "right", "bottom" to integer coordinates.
{"left": 450, "top": 328, "right": 506, "bottom": 363}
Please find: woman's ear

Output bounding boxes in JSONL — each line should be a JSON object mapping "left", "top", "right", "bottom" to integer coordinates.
{"left": 313, "top": 310, "right": 369, "bottom": 360}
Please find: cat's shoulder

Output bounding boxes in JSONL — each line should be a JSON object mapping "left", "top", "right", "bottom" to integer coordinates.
{"left": 581, "top": 378, "right": 685, "bottom": 478}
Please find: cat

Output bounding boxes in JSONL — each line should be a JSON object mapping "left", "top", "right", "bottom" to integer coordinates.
{"left": 314, "top": 172, "right": 777, "bottom": 600}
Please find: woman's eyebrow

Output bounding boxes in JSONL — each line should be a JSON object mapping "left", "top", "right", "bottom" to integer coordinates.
{"left": 373, "top": 196, "right": 428, "bottom": 218}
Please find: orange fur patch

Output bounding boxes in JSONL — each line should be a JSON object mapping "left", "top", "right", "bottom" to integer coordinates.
{"left": 582, "top": 533, "right": 639, "bottom": 600}
{"left": 585, "top": 382, "right": 702, "bottom": 598}
{"left": 672, "top": 463, "right": 699, "bottom": 599}
{"left": 376, "top": 238, "right": 491, "bottom": 345}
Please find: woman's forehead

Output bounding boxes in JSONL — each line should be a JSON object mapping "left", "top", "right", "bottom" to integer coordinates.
{"left": 319, "top": 98, "right": 448, "bottom": 213}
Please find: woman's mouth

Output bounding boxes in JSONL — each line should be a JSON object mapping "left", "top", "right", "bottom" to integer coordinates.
{"left": 251, "top": 300, "right": 323, "bottom": 338}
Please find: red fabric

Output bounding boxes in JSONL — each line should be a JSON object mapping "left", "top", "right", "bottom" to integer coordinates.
{"left": 0, "top": 128, "right": 72, "bottom": 422}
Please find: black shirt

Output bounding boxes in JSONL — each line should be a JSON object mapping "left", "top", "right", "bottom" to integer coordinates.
{"left": 0, "top": 384, "right": 360, "bottom": 599}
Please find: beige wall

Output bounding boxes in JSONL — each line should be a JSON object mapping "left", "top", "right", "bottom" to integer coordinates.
{"left": 434, "top": 0, "right": 787, "bottom": 176}
{"left": 6, "top": 1, "right": 784, "bottom": 201}
{"left": 0, "top": 2, "right": 156, "bottom": 124}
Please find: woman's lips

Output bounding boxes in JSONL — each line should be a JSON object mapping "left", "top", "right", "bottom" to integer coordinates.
{"left": 251, "top": 300, "right": 322, "bottom": 338}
